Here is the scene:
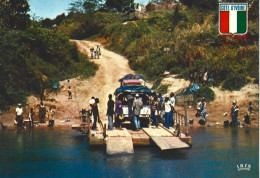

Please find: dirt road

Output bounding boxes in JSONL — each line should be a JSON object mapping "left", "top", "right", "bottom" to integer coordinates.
{"left": 47, "top": 40, "right": 134, "bottom": 125}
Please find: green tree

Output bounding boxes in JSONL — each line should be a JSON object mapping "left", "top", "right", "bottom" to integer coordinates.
{"left": 0, "top": 0, "right": 30, "bottom": 30}
{"left": 105, "top": 0, "right": 134, "bottom": 12}
{"left": 41, "top": 18, "right": 53, "bottom": 28}
{"left": 69, "top": 0, "right": 104, "bottom": 13}
{"left": 181, "top": 0, "right": 218, "bottom": 10}
{"left": 83, "top": 0, "right": 104, "bottom": 13}
{"left": 68, "top": 0, "right": 86, "bottom": 13}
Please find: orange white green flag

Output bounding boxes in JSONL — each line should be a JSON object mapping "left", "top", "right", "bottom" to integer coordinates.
{"left": 219, "top": 3, "right": 248, "bottom": 35}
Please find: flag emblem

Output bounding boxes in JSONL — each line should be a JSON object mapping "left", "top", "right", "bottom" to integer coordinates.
{"left": 219, "top": 3, "right": 248, "bottom": 35}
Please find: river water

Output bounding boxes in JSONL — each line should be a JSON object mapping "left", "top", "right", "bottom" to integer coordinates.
{"left": 0, "top": 127, "right": 258, "bottom": 178}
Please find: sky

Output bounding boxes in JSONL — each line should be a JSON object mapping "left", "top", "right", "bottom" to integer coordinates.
{"left": 29, "top": 0, "right": 150, "bottom": 19}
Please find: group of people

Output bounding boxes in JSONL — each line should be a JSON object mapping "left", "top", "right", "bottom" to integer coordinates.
{"left": 149, "top": 92, "right": 176, "bottom": 129}
{"left": 230, "top": 100, "right": 253, "bottom": 126}
{"left": 196, "top": 97, "right": 207, "bottom": 123}
{"left": 15, "top": 102, "right": 55, "bottom": 128}
{"left": 90, "top": 45, "right": 101, "bottom": 59}
{"left": 102, "top": 92, "right": 176, "bottom": 131}
{"left": 104, "top": 93, "right": 144, "bottom": 131}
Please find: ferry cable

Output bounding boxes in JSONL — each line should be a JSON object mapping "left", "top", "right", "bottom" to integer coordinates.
{"left": 56, "top": 100, "right": 78, "bottom": 118}
{"left": 73, "top": 85, "right": 83, "bottom": 119}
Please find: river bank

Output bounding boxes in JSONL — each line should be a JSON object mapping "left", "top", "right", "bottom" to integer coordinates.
{"left": 1, "top": 40, "right": 258, "bottom": 129}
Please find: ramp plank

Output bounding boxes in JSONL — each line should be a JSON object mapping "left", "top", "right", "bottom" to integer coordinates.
{"left": 106, "top": 137, "right": 134, "bottom": 155}
{"left": 151, "top": 137, "right": 189, "bottom": 150}
{"left": 106, "top": 128, "right": 131, "bottom": 137}
{"left": 129, "top": 130, "right": 150, "bottom": 146}
{"left": 143, "top": 127, "right": 172, "bottom": 137}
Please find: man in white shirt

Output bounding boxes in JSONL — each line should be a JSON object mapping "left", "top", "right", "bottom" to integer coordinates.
{"left": 16, "top": 103, "right": 23, "bottom": 127}
{"left": 170, "top": 92, "right": 175, "bottom": 127}
{"left": 89, "top": 97, "right": 95, "bottom": 123}
{"left": 164, "top": 97, "right": 171, "bottom": 129}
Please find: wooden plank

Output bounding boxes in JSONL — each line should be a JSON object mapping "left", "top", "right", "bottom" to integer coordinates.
{"left": 143, "top": 127, "right": 172, "bottom": 137}
{"left": 106, "top": 128, "right": 131, "bottom": 137}
{"left": 151, "top": 137, "right": 189, "bottom": 150}
{"left": 106, "top": 137, "right": 134, "bottom": 155}
{"left": 129, "top": 130, "right": 150, "bottom": 146}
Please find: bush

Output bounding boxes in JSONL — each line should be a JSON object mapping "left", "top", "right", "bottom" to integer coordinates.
{"left": 157, "top": 85, "right": 169, "bottom": 95}
{"left": 222, "top": 74, "right": 249, "bottom": 91}
{"left": 0, "top": 21, "right": 97, "bottom": 109}
{"left": 194, "top": 86, "right": 215, "bottom": 102}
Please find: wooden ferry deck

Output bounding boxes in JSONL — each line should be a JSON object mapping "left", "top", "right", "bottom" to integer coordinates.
{"left": 72, "top": 111, "right": 192, "bottom": 155}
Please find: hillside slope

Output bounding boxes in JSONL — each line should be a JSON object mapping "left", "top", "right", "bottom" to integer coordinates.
{"left": 1, "top": 40, "right": 258, "bottom": 127}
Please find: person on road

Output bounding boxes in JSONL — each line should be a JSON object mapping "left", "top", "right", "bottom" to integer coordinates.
{"left": 95, "top": 45, "right": 101, "bottom": 59}
{"left": 68, "top": 86, "right": 72, "bottom": 99}
{"left": 107, "top": 94, "right": 115, "bottom": 130}
{"left": 133, "top": 94, "right": 143, "bottom": 131}
{"left": 97, "top": 45, "right": 101, "bottom": 57}
{"left": 90, "top": 47, "right": 94, "bottom": 59}
{"left": 16, "top": 103, "right": 24, "bottom": 128}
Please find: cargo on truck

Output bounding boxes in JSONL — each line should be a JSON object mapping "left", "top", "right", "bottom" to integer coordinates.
{"left": 114, "top": 74, "right": 151, "bottom": 126}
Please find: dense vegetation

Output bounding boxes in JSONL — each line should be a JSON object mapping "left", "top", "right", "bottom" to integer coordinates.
{"left": 0, "top": 0, "right": 258, "bottom": 108}
{"left": 0, "top": 1, "right": 97, "bottom": 109}
{"left": 58, "top": 0, "right": 258, "bottom": 93}
{"left": 101, "top": 7, "right": 258, "bottom": 91}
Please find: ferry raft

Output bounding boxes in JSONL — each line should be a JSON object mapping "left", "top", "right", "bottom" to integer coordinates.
{"left": 72, "top": 111, "right": 192, "bottom": 155}
{"left": 72, "top": 74, "right": 192, "bottom": 155}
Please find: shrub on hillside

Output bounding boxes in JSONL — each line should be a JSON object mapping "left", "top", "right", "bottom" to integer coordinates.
{"left": 195, "top": 86, "right": 215, "bottom": 102}
{"left": 68, "top": 8, "right": 259, "bottom": 92}
{"left": 0, "top": 22, "right": 97, "bottom": 109}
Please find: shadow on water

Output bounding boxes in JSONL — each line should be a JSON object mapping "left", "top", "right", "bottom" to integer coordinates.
{"left": 151, "top": 147, "right": 189, "bottom": 160}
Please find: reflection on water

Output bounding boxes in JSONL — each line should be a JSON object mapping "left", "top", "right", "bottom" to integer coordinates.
{"left": 0, "top": 127, "right": 258, "bottom": 177}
